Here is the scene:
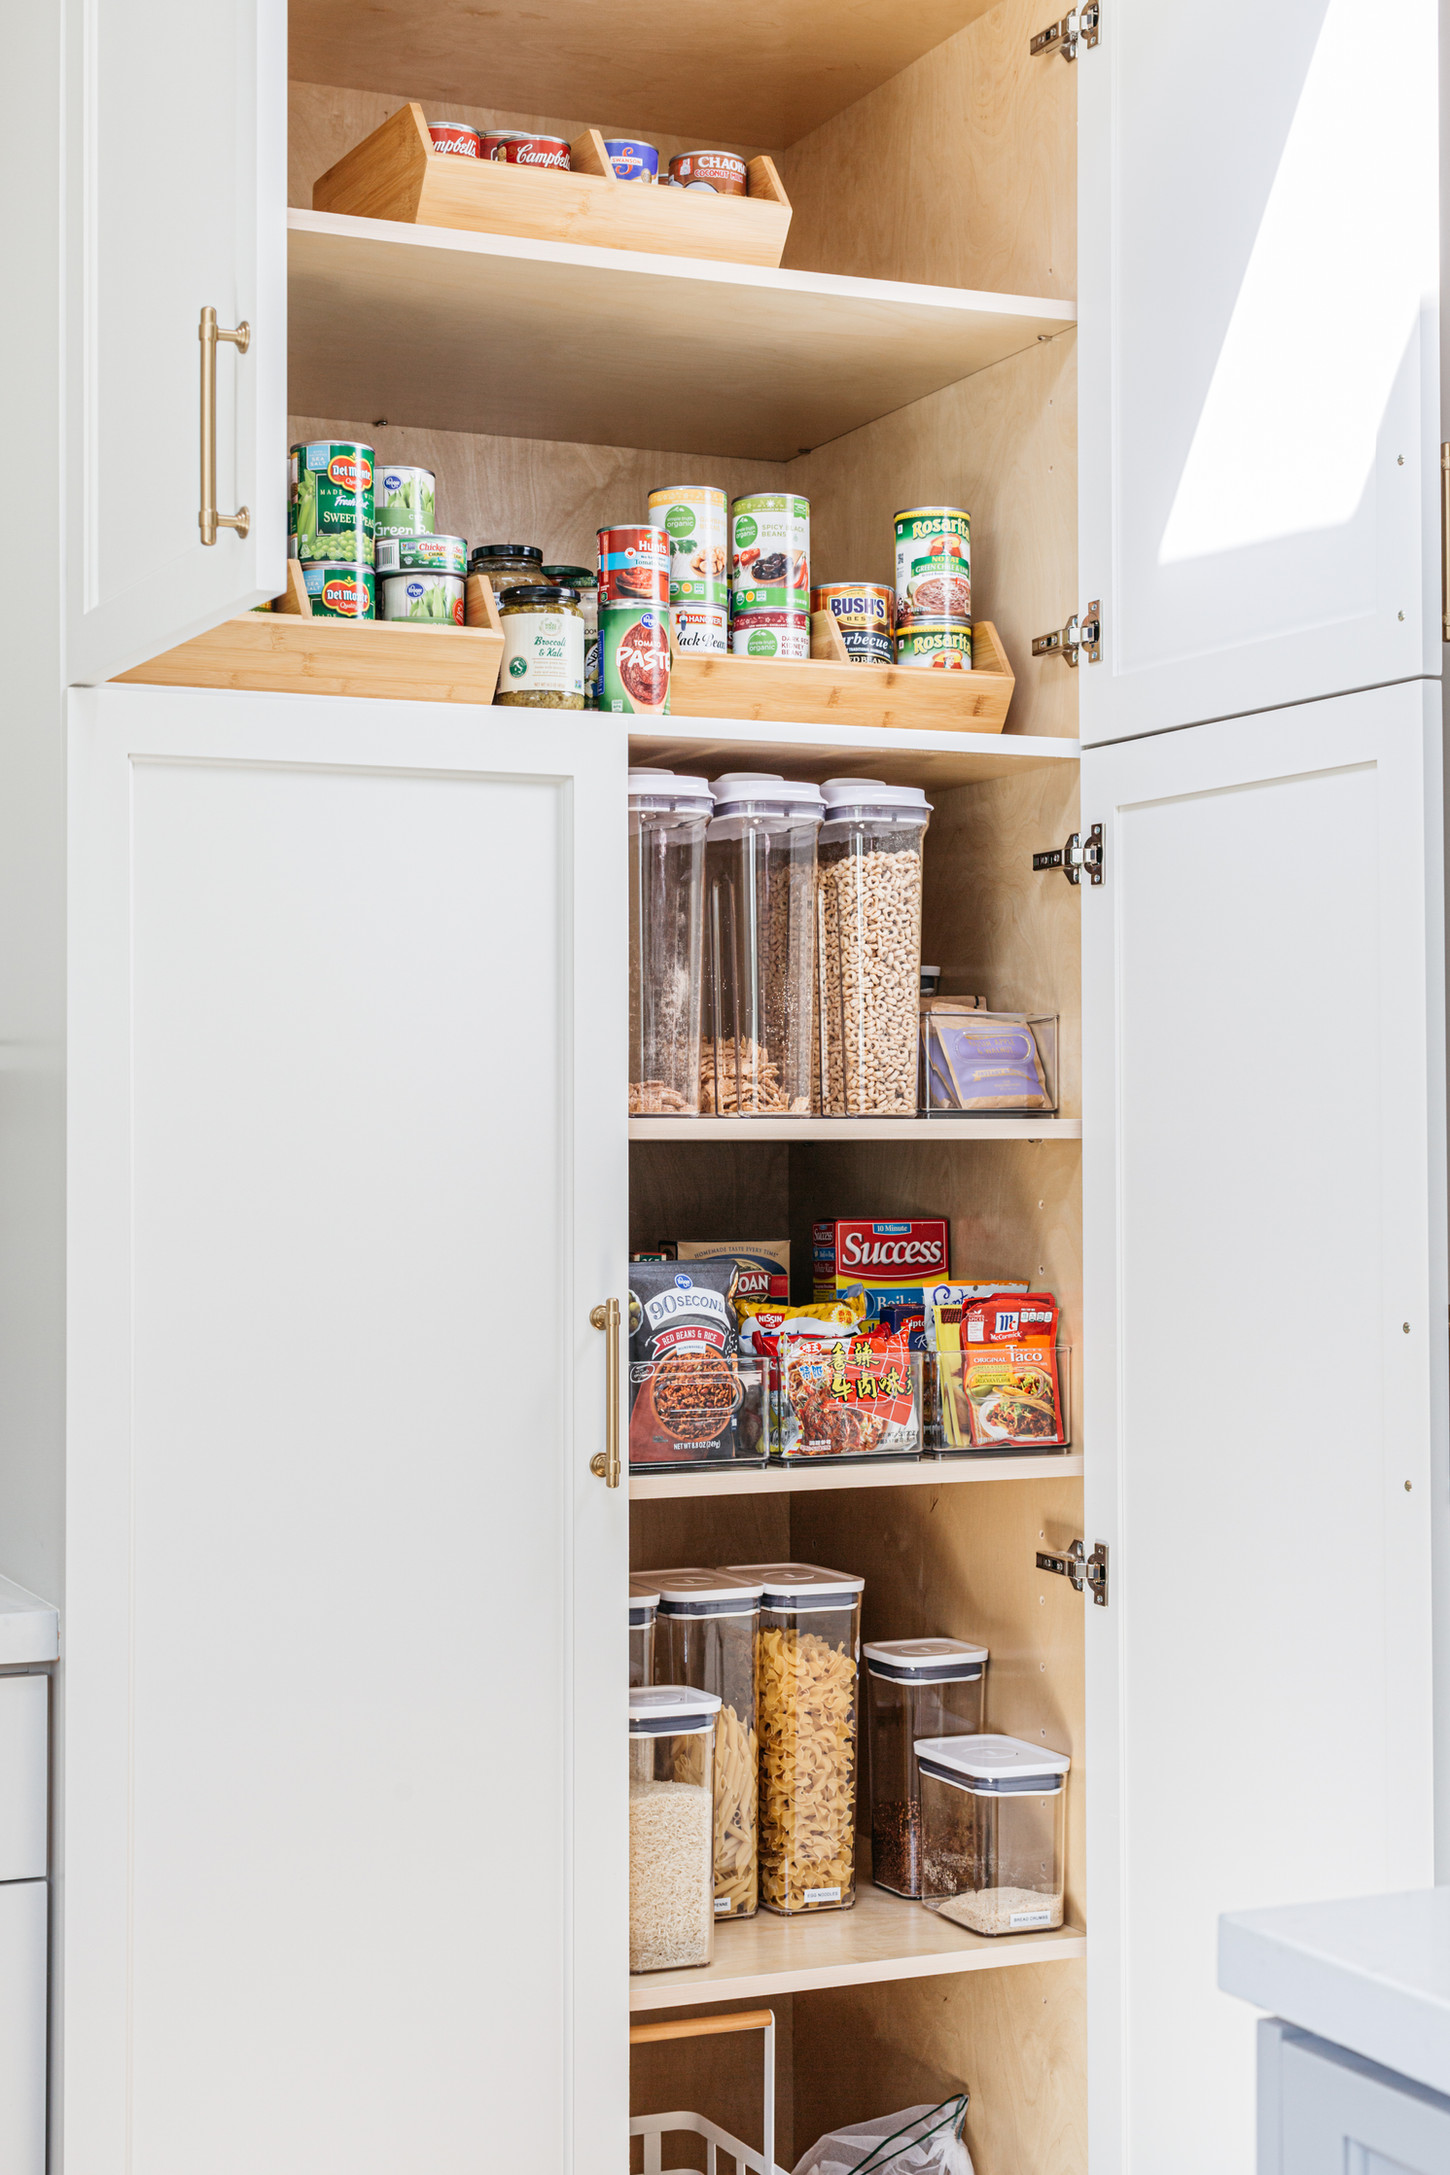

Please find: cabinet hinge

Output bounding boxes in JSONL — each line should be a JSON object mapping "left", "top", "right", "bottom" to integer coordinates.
{"left": 1030, "top": 3, "right": 1100, "bottom": 60}
{"left": 1037, "top": 1538, "right": 1109, "bottom": 1606}
{"left": 1033, "top": 823, "right": 1104, "bottom": 887}
{"left": 1031, "top": 600, "right": 1101, "bottom": 666}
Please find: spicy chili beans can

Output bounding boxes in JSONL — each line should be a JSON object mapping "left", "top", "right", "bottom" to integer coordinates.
{"left": 597, "top": 524, "right": 670, "bottom": 606}
{"left": 895, "top": 623, "right": 973, "bottom": 670}
{"left": 429, "top": 122, "right": 481, "bottom": 157}
{"left": 894, "top": 506, "right": 971, "bottom": 626}
{"left": 731, "top": 494, "right": 809, "bottom": 611}
{"left": 599, "top": 603, "right": 672, "bottom": 713}
{"left": 647, "top": 484, "right": 728, "bottom": 607}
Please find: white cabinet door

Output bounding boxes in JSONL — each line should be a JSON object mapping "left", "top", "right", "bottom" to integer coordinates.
{"left": 0, "top": 1880, "right": 47, "bottom": 2175}
{"left": 65, "top": 687, "right": 628, "bottom": 2175}
{"left": 66, "top": 0, "right": 287, "bottom": 685}
{"left": 1260, "top": 2022, "right": 1450, "bottom": 2175}
{"left": 1081, "top": 684, "right": 1445, "bottom": 2173}
{"left": 1077, "top": 0, "right": 1439, "bottom": 744}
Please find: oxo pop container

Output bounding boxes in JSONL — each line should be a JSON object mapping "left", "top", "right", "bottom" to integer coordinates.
{"left": 628, "top": 771, "right": 713, "bottom": 1115}
{"left": 629, "top": 1575, "right": 660, "bottom": 1689}
{"left": 642, "top": 1567, "right": 763, "bottom": 1920}
{"left": 725, "top": 1562, "right": 863, "bottom": 1915}
{"left": 864, "top": 1638, "right": 989, "bottom": 1897}
{"left": 703, "top": 774, "right": 825, "bottom": 1116}
{"left": 916, "top": 1733, "right": 1070, "bottom": 1935}
{"left": 629, "top": 1685, "right": 720, "bottom": 1973}
{"left": 815, "top": 780, "right": 932, "bottom": 1117}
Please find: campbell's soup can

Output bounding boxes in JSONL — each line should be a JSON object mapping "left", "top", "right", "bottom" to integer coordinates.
{"left": 289, "top": 442, "right": 374, "bottom": 563}
{"left": 599, "top": 603, "right": 671, "bottom": 713}
{"left": 731, "top": 494, "right": 809, "bottom": 610}
{"left": 429, "top": 122, "right": 481, "bottom": 157}
{"left": 647, "top": 484, "right": 728, "bottom": 607}
{"left": 301, "top": 563, "right": 376, "bottom": 619}
{"left": 597, "top": 524, "right": 670, "bottom": 606}
{"left": 486, "top": 133, "right": 571, "bottom": 170}
{"left": 668, "top": 150, "right": 747, "bottom": 195}
{"left": 731, "top": 609, "right": 810, "bottom": 660}
{"left": 894, "top": 506, "right": 971, "bottom": 625}
{"left": 895, "top": 623, "right": 973, "bottom": 670}
{"left": 671, "top": 603, "right": 729, "bottom": 654}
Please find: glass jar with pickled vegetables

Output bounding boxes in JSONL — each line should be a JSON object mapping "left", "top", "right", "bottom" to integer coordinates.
{"left": 496, "top": 584, "right": 586, "bottom": 709}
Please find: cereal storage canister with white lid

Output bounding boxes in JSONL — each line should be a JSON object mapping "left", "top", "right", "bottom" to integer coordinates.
{"left": 915, "top": 1732, "right": 1070, "bottom": 1935}
{"left": 628, "top": 770, "right": 713, "bottom": 1116}
{"left": 814, "top": 780, "right": 932, "bottom": 1117}
{"left": 864, "top": 1637, "right": 989, "bottom": 1897}
{"left": 629, "top": 1684, "right": 721, "bottom": 1972}
{"left": 703, "top": 774, "right": 825, "bottom": 1117}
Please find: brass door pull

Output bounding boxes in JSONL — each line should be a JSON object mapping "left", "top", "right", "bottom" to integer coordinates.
{"left": 198, "top": 306, "right": 251, "bottom": 545}
{"left": 589, "top": 1297, "right": 621, "bottom": 1486}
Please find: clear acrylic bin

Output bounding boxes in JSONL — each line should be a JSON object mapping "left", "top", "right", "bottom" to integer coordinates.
{"left": 629, "top": 1684, "right": 721, "bottom": 1973}
{"left": 629, "top": 1576, "right": 659, "bottom": 1689}
{"left": 864, "top": 1638, "right": 989, "bottom": 1897}
{"left": 629, "top": 769, "right": 713, "bottom": 1116}
{"left": 703, "top": 774, "right": 824, "bottom": 1116}
{"left": 643, "top": 1567, "right": 763, "bottom": 1920}
{"left": 814, "top": 780, "right": 932, "bottom": 1116}
{"left": 768, "top": 1338, "right": 924, "bottom": 1460}
{"left": 926, "top": 1346, "right": 1072, "bottom": 1455}
{"left": 627, "top": 1351, "right": 768, "bottom": 1472}
{"left": 916, "top": 1733, "right": 1069, "bottom": 1935}
{"left": 920, "top": 1010, "right": 1059, "bottom": 1116}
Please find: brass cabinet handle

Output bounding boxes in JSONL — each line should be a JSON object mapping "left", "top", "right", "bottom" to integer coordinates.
{"left": 589, "top": 1298, "right": 621, "bottom": 1486}
{"left": 1441, "top": 443, "right": 1450, "bottom": 642}
{"left": 198, "top": 306, "right": 251, "bottom": 545}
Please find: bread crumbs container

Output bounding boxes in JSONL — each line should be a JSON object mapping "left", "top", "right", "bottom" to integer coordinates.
{"left": 724, "top": 1562, "right": 863, "bottom": 1915}
{"left": 703, "top": 774, "right": 824, "bottom": 1116}
{"left": 864, "top": 1638, "right": 989, "bottom": 1897}
{"left": 643, "top": 1567, "right": 763, "bottom": 1919}
{"left": 629, "top": 771, "right": 713, "bottom": 1115}
{"left": 629, "top": 1575, "right": 660, "bottom": 1689}
{"left": 815, "top": 781, "right": 932, "bottom": 1116}
{"left": 916, "top": 1733, "right": 1069, "bottom": 1934}
{"left": 630, "top": 1684, "right": 721, "bottom": 1972}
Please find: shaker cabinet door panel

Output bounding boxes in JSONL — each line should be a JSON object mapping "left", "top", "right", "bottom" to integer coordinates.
{"left": 1081, "top": 684, "right": 1444, "bottom": 2174}
{"left": 65, "top": 688, "right": 628, "bottom": 2175}
{"left": 65, "top": 0, "right": 287, "bottom": 684}
{"left": 1077, "top": 0, "right": 1439, "bottom": 743}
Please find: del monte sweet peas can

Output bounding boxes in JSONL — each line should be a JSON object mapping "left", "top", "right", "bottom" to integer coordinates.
{"left": 290, "top": 442, "right": 375, "bottom": 563}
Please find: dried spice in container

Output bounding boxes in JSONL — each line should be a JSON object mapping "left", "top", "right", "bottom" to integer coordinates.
{"left": 864, "top": 1638, "right": 989, "bottom": 1897}
{"left": 917, "top": 1733, "right": 1069, "bottom": 1935}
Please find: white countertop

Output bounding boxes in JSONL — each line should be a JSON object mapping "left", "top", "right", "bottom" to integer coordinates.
{"left": 1220, "top": 1888, "right": 1450, "bottom": 2098}
{"left": 0, "top": 1573, "right": 59, "bottom": 1665}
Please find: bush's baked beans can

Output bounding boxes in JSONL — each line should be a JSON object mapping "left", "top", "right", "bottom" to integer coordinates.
{"left": 599, "top": 602, "right": 672, "bottom": 712}
{"left": 895, "top": 623, "right": 973, "bottom": 669}
{"left": 668, "top": 150, "right": 747, "bottom": 194}
{"left": 894, "top": 507, "right": 971, "bottom": 626}
{"left": 429, "top": 122, "right": 481, "bottom": 157}
{"left": 731, "top": 609, "right": 810, "bottom": 660}
{"left": 485, "top": 133, "right": 571, "bottom": 169}
{"left": 811, "top": 582, "right": 894, "bottom": 665}
{"left": 647, "top": 485, "right": 728, "bottom": 607}
{"left": 671, "top": 603, "right": 729, "bottom": 653}
{"left": 598, "top": 525, "right": 670, "bottom": 606}
{"left": 731, "top": 494, "right": 809, "bottom": 611}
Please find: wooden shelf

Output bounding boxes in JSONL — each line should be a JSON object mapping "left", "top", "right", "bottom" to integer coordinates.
{"left": 628, "top": 1116, "right": 1081, "bottom": 1141}
{"left": 669, "top": 615, "right": 1016, "bottom": 734}
{"left": 287, "top": 210, "right": 1076, "bottom": 458}
{"left": 630, "top": 1882, "right": 1086, "bottom": 2009}
{"left": 628, "top": 717, "right": 1079, "bottom": 791}
{"left": 630, "top": 1453, "right": 1084, "bottom": 1500}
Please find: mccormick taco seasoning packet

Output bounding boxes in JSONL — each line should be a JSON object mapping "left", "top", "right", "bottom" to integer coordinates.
{"left": 934, "top": 1292, "right": 1064, "bottom": 1450}
{"left": 627, "top": 1261, "right": 751, "bottom": 1467}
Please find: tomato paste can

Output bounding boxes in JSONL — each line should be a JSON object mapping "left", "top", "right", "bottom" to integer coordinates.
{"left": 668, "top": 150, "right": 748, "bottom": 195}
{"left": 289, "top": 442, "right": 374, "bottom": 563}
{"left": 894, "top": 623, "right": 973, "bottom": 670}
{"left": 377, "top": 569, "right": 465, "bottom": 624}
{"left": 599, "top": 602, "right": 672, "bottom": 713}
{"left": 647, "top": 484, "right": 728, "bottom": 607}
{"left": 604, "top": 137, "right": 659, "bottom": 183}
{"left": 731, "top": 494, "right": 809, "bottom": 610}
{"left": 894, "top": 506, "right": 971, "bottom": 626}
{"left": 486, "top": 133, "right": 571, "bottom": 170}
{"left": 671, "top": 603, "right": 729, "bottom": 654}
{"left": 375, "top": 532, "right": 467, "bottom": 576}
{"left": 301, "top": 563, "right": 376, "bottom": 619}
{"left": 429, "top": 122, "right": 481, "bottom": 157}
{"left": 731, "top": 609, "right": 810, "bottom": 660}
{"left": 597, "top": 524, "right": 670, "bottom": 606}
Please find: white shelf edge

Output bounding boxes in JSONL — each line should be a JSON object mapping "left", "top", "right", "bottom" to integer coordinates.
{"left": 630, "top": 1453, "right": 1083, "bottom": 1499}
{"left": 630, "top": 716, "right": 1081, "bottom": 759}
{"left": 629, "top": 1920, "right": 1087, "bottom": 2010}
{"left": 629, "top": 1116, "right": 1082, "bottom": 1141}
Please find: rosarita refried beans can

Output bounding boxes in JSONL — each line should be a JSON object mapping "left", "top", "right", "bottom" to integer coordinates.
{"left": 894, "top": 507, "right": 971, "bottom": 626}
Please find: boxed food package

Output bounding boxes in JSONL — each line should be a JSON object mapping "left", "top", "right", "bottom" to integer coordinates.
{"left": 934, "top": 1292, "right": 1065, "bottom": 1450}
{"left": 672, "top": 1241, "right": 790, "bottom": 1305}
{"left": 813, "top": 1219, "right": 948, "bottom": 1300}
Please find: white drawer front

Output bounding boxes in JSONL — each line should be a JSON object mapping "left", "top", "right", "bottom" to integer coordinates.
{"left": 0, "top": 1678, "right": 48, "bottom": 1882}
{"left": 0, "top": 1880, "right": 47, "bottom": 2175}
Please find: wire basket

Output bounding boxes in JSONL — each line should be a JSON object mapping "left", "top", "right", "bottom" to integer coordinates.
{"left": 631, "top": 2007, "right": 779, "bottom": 2175}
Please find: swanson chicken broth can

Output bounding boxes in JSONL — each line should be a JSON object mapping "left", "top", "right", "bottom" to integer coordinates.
{"left": 647, "top": 485, "right": 728, "bottom": 607}
{"left": 671, "top": 603, "right": 729, "bottom": 654}
{"left": 731, "top": 494, "right": 809, "bottom": 611}
{"left": 597, "top": 525, "right": 670, "bottom": 606}
{"left": 301, "top": 563, "right": 375, "bottom": 619}
{"left": 895, "top": 623, "right": 973, "bottom": 670}
{"left": 599, "top": 603, "right": 672, "bottom": 713}
{"left": 894, "top": 506, "right": 971, "bottom": 626}
{"left": 289, "top": 442, "right": 374, "bottom": 563}
{"left": 812, "top": 581, "right": 895, "bottom": 667}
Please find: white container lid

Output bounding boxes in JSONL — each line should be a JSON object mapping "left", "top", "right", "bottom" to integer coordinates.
{"left": 708, "top": 772, "right": 827, "bottom": 821}
{"left": 635, "top": 1566, "right": 765, "bottom": 1611}
{"left": 914, "top": 1732, "right": 1070, "bottom": 1791}
{"left": 629, "top": 1683, "right": 722, "bottom": 1734}
{"left": 820, "top": 777, "right": 932, "bottom": 815}
{"left": 864, "top": 1635, "right": 988, "bottom": 1681}
{"left": 723, "top": 1561, "right": 865, "bottom": 1604}
{"left": 629, "top": 1573, "right": 661, "bottom": 1624}
{"left": 628, "top": 767, "right": 714, "bottom": 815}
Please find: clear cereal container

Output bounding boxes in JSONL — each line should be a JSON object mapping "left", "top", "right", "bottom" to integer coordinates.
{"left": 814, "top": 780, "right": 932, "bottom": 1116}
{"left": 724, "top": 1562, "right": 864, "bottom": 1915}
{"left": 916, "top": 1733, "right": 1070, "bottom": 1936}
{"left": 629, "top": 1575, "right": 660, "bottom": 1689}
{"left": 864, "top": 1637, "right": 988, "bottom": 1897}
{"left": 629, "top": 1684, "right": 721, "bottom": 1973}
{"left": 703, "top": 774, "right": 825, "bottom": 1116}
{"left": 642, "top": 1567, "right": 763, "bottom": 1920}
{"left": 629, "top": 770, "right": 714, "bottom": 1116}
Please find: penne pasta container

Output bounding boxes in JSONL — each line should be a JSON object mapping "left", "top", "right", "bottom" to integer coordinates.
{"left": 641, "top": 1567, "right": 763, "bottom": 1920}
{"left": 724, "top": 1561, "right": 863, "bottom": 1915}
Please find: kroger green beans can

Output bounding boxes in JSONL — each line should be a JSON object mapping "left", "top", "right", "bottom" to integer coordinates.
{"left": 290, "top": 442, "right": 375, "bottom": 563}
{"left": 373, "top": 464, "right": 436, "bottom": 541}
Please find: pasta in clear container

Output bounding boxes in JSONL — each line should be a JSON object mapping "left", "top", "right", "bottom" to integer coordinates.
{"left": 641, "top": 1568, "right": 763, "bottom": 1920}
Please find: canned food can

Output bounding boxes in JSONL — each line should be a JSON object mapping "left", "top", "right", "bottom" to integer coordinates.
{"left": 377, "top": 569, "right": 465, "bottom": 624}
{"left": 543, "top": 566, "right": 600, "bottom": 701}
{"left": 429, "top": 122, "right": 481, "bottom": 157}
{"left": 731, "top": 609, "right": 811, "bottom": 660}
{"left": 486, "top": 133, "right": 571, "bottom": 169}
{"left": 597, "top": 525, "right": 670, "bottom": 606}
{"left": 599, "top": 603, "right": 672, "bottom": 713}
{"left": 302, "top": 562, "right": 375, "bottom": 619}
{"left": 812, "top": 580, "right": 893, "bottom": 626}
{"left": 604, "top": 137, "right": 659, "bottom": 183}
{"left": 647, "top": 484, "right": 728, "bottom": 607}
{"left": 894, "top": 622, "right": 973, "bottom": 669}
{"left": 837, "top": 624, "right": 894, "bottom": 666}
{"left": 289, "top": 442, "right": 374, "bottom": 564}
{"left": 894, "top": 506, "right": 971, "bottom": 625}
{"left": 668, "top": 150, "right": 748, "bottom": 195}
{"left": 731, "top": 494, "right": 809, "bottom": 610}
{"left": 374, "top": 465, "right": 437, "bottom": 540}
{"left": 375, "top": 532, "right": 467, "bottom": 576}
{"left": 480, "top": 129, "right": 527, "bottom": 155}
{"left": 671, "top": 603, "right": 729, "bottom": 654}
